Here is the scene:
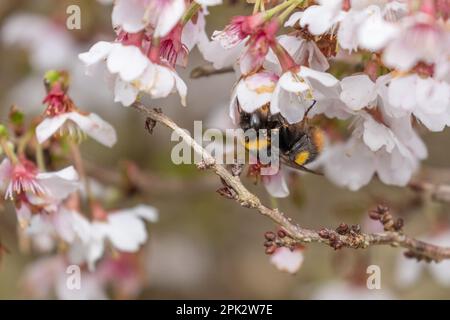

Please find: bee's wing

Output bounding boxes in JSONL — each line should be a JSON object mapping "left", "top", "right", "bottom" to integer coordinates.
{"left": 279, "top": 153, "right": 324, "bottom": 176}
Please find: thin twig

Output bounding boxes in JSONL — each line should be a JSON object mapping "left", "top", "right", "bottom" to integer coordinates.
{"left": 190, "top": 65, "right": 234, "bottom": 79}
{"left": 409, "top": 180, "right": 450, "bottom": 204}
{"left": 132, "top": 102, "right": 450, "bottom": 262}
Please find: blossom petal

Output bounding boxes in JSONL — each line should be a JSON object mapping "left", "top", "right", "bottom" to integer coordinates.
{"left": 388, "top": 75, "right": 417, "bottom": 111}
{"left": 383, "top": 38, "right": 421, "bottom": 71}
{"left": 284, "top": 12, "right": 302, "bottom": 27}
{"left": 107, "top": 44, "right": 148, "bottom": 82}
{"left": 323, "top": 139, "right": 376, "bottom": 191}
{"left": 300, "top": 0, "right": 342, "bottom": 35}
{"left": 362, "top": 116, "right": 396, "bottom": 152}
{"left": 237, "top": 71, "right": 277, "bottom": 113}
{"left": 114, "top": 77, "right": 139, "bottom": 107}
{"left": 357, "top": 6, "right": 398, "bottom": 51}
{"left": 340, "top": 75, "right": 377, "bottom": 110}
{"left": 100, "top": 213, "right": 147, "bottom": 252}
{"left": 148, "top": 65, "right": 175, "bottom": 98}
{"left": 153, "top": 0, "right": 185, "bottom": 38}
{"left": 262, "top": 170, "right": 289, "bottom": 198}
{"left": 298, "top": 67, "right": 339, "bottom": 87}
{"left": 37, "top": 166, "right": 80, "bottom": 200}
{"left": 127, "top": 204, "right": 159, "bottom": 222}
{"left": 35, "top": 114, "right": 70, "bottom": 144}
{"left": 78, "top": 41, "right": 114, "bottom": 66}
{"left": 112, "top": 0, "right": 146, "bottom": 33}
{"left": 173, "top": 71, "right": 188, "bottom": 106}
{"left": 270, "top": 247, "right": 304, "bottom": 274}
{"left": 375, "top": 147, "right": 417, "bottom": 186}
{"left": 198, "top": 37, "right": 245, "bottom": 69}
{"left": 68, "top": 112, "right": 117, "bottom": 147}
{"left": 0, "top": 158, "right": 12, "bottom": 190}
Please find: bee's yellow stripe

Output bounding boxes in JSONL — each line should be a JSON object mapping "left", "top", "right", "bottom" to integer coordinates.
{"left": 244, "top": 137, "right": 270, "bottom": 151}
{"left": 294, "top": 151, "right": 310, "bottom": 166}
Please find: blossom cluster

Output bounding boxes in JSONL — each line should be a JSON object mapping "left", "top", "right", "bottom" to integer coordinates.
{"left": 79, "top": 0, "right": 450, "bottom": 198}
{"left": 0, "top": 71, "right": 157, "bottom": 298}
{"left": 75, "top": 0, "right": 449, "bottom": 275}
{"left": 1, "top": 0, "right": 449, "bottom": 286}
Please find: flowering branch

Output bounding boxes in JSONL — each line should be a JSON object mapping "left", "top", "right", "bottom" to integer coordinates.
{"left": 132, "top": 102, "right": 450, "bottom": 263}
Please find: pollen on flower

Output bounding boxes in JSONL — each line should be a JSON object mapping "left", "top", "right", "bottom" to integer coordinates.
{"left": 57, "top": 121, "right": 87, "bottom": 144}
{"left": 255, "top": 84, "right": 275, "bottom": 94}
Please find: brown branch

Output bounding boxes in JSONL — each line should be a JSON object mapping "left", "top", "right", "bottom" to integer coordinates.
{"left": 409, "top": 179, "right": 450, "bottom": 204}
{"left": 131, "top": 102, "right": 450, "bottom": 262}
{"left": 190, "top": 64, "right": 234, "bottom": 79}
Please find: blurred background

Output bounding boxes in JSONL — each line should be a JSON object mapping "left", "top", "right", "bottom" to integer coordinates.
{"left": 0, "top": 0, "right": 450, "bottom": 299}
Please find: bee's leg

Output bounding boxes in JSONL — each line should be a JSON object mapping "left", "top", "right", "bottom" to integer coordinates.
{"left": 304, "top": 100, "right": 317, "bottom": 118}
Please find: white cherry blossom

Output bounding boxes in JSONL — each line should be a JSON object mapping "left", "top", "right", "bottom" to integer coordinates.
{"left": 112, "top": 0, "right": 185, "bottom": 37}
{"left": 229, "top": 70, "right": 279, "bottom": 123}
{"left": 0, "top": 158, "right": 79, "bottom": 202}
{"left": 66, "top": 205, "right": 158, "bottom": 270}
{"left": 387, "top": 74, "right": 450, "bottom": 131}
{"left": 36, "top": 111, "right": 117, "bottom": 147}
{"left": 270, "top": 247, "right": 304, "bottom": 274}
{"left": 265, "top": 35, "right": 330, "bottom": 72}
{"left": 382, "top": 12, "right": 449, "bottom": 72}
{"left": 262, "top": 168, "right": 290, "bottom": 198}
{"left": 270, "top": 66, "right": 340, "bottom": 123}
{"left": 79, "top": 41, "right": 187, "bottom": 107}
{"left": 300, "top": 0, "right": 344, "bottom": 36}
{"left": 323, "top": 113, "right": 427, "bottom": 190}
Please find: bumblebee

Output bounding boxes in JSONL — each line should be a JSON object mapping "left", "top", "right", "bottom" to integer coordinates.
{"left": 238, "top": 103, "right": 324, "bottom": 175}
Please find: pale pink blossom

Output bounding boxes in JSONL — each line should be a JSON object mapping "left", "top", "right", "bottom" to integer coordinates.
{"left": 79, "top": 41, "right": 187, "bottom": 107}
{"left": 339, "top": 5, "right": 399, "bottom": 52}
{"left": 239, "top": 20, "right": 279, "bottom": 74}
{"left": 211, "top": 15, "right": 263, "bottom": 49}
{"left": 65, "top": 205, "right": 158, "bottom": 270}
{"left": 386, "top": 74, "right": 450, "bottom": 131}
{"left": 112, "top": 0, "right": 185, "bottom": 37}
{"left": 299, "top": 0, "right": 344, "bottom": 36}
{"left": 229, "top": 70, "right": 279, "bottom": 123}
{"left": 270, "top": 247, "right": 304, "bottom": 274}
{"left": 203, "top": 14, "right": 268, "bottom": 73}
{"left": 0, "top": 158, "right": 79, "bottom": 202}
{"left": 265, "top": 35, "right": 330, "bottom": 72}
{"left": 383, "top": 12, "right": 449, "bottom": 71}
{"left": 270, "top": 66, "right": 340, "bottom": 124}
{"left": 323, "top": 113, "right": 427, "bottom": 190}
{"left": 262, "top": 168, "right": 290, "bottom": 198}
